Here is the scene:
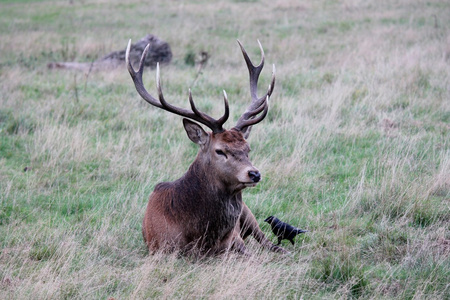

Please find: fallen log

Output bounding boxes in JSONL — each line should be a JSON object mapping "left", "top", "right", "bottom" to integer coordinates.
{"left": 48, "top": 34, "right": 172, "bottom": 71}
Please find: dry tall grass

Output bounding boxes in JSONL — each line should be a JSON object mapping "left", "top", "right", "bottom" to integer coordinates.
{"left": 1, "top": 0, "right": 449, "bottom": 299}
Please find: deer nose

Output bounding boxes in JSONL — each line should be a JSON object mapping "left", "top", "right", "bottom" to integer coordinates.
{"left": 248, "top": 171, "right": 261, "bottom": 183}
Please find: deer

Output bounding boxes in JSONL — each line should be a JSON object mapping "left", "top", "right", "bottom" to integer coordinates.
{"left": 125, "top": 39, "right": 287, "bottom": 256}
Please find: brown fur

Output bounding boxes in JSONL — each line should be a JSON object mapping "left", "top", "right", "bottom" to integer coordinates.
{"left": 142, "top": 123, "right": 286, "bottom": 256}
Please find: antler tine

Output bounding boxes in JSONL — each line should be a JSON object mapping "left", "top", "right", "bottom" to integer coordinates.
{"left": 237, "top": 39, "right": 264, "bottom": 102}
{"left": 243, "top": 96, "right": 270, "bottom": 127}
{"left": 126, "top": 39, "right": 229, "bottom": 133}
{"left": 187, "top": 89, "right": 212, "bottom": 122}
{"left": 267, "top": 64, "right": 276, "bottom": 97}
{"left": 217, "top": 90, "right": 230, "bottom": 126}
{"left": 187, "top": 89, "right": 229, "bottom": 131}
{"left": 234, "top": 40, "right": 275, "bottom": 132}
{"left": 126, "top": 40, "right": 163, "bottom": 108}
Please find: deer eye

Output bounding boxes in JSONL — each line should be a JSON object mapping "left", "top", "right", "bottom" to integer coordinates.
{"left": 215, "top": 150, "right": 228, "bottom": 158}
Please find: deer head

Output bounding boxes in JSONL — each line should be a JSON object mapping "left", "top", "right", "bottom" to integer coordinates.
{"left": 126, "top": 40, "right": 275, "bottom": 192}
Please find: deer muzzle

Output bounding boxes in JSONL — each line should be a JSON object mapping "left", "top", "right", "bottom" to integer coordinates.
{"left": 248, "top": 170, "right": 261, "bottom": 183}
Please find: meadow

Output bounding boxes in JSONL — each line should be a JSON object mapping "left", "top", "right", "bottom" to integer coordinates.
{"left": 0, "top": 0, "right": 449, "bottom": 298}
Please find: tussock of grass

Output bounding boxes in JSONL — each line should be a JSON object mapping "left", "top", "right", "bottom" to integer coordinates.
{"left": 1, "top": 0, "right": 449, "bottom": 299}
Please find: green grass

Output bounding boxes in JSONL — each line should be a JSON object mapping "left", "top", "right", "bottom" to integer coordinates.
{"left": 1, "top": 0, "right": 449, "bottom": 299}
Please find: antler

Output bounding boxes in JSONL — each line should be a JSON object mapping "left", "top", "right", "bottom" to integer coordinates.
{"left": 126, "top": 39, "right": 229, "bottom": 133}
{"left": 233, "top": 40, "right": 275, "bottom": 133}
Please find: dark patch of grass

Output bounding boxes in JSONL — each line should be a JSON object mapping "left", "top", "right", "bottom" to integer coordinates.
{"left": 395, "top": 261, "right": 450, "bottom": 299}
{"left": 184, "top": 48, "right": 196, "bottom": 66}
{"left": 311, "top": 252, "right": 369, "bottom": 298}
{"left": 0, "top": 109, "right": 35, "bottom": 135}
{"left": 313, "top": 132, "right": 381, "bottom": 184}
{"left": 282, "top": 71, "right": 340, "bottom": 96}
{"left": 0, "top": 203, "right": 34, "bottom": 226}
{"left": 411, "top": 197, "right": 449, "bottom": 227}
{"left": 29, "top": 240, "right": 58, "bottom": 261}
{"left": 316, "top": 20, "right": 356, "bottom": 35}
{"left": 59, "top": 196, "right": 95, "bottom": 218}
{"left": 380, "top": 17, "right": 408, "bottom": 26}
{"left": 59, "top": 282, "right": 81, "bottom": 299}
{"left": 30, "top": 10, "right": 60, "bottom": 24}
{"left": 0, "top": 135, "right": 16, "bottom": 160}
{"left": 359, "top": 226, "right": 409, "bottom": 264}
{"left": 0, "top": 134, "right": 30, "bottom": 172}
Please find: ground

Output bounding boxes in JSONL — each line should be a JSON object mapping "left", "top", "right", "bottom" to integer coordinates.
{"left": 0, "top": 0, "right": 449, "bottom": 298}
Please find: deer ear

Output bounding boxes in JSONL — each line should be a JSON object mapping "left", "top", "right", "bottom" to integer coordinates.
{"left": 183, "top": 119, "right": 209, "bottom": 146}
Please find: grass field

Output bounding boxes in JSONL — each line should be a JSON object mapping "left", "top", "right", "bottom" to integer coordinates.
{"left": 1, "top": 0, "right": 449, "bottom": 298}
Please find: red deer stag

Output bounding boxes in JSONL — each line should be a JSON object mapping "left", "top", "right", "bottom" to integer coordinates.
{"left": 126, "top": 39, "right": 286, "bottom": 256}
